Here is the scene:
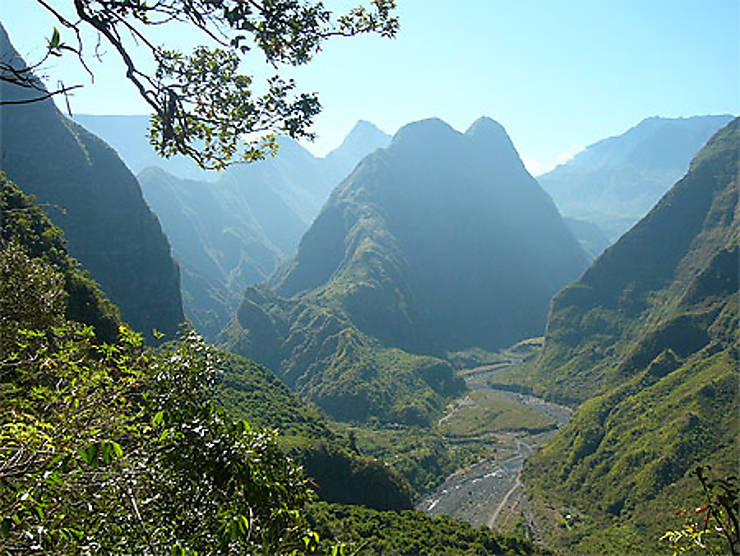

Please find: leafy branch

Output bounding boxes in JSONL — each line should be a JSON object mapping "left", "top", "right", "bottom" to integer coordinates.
{"left": 0, "top": 0, "right": 399, "bottom": 169}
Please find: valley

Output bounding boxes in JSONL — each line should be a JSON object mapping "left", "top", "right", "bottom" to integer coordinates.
{"left": 0, "top": 7, "right": 736, "bottom": 551}
{"left": 415, "top": 346, "right": 572, "bottom": 537}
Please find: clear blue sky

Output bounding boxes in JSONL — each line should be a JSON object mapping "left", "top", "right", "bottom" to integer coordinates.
{"left": 1, "top": 0, "right": 738, "bottom": 174}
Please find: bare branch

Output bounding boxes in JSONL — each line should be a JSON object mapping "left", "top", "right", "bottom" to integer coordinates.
{"left": 0, "top": 84, "right": 83, "bottom": 105}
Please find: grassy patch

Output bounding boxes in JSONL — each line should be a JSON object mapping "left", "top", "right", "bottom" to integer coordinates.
{"left": 438, "top": 390, "right": 556, "bottom": 437}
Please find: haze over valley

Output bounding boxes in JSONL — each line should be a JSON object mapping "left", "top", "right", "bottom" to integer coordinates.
{"left": 0, "top": 2, "right": 737, "bottom": 554}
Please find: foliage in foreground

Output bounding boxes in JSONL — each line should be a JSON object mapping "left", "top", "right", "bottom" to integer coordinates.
{"left": 2, "top": 0, "right": 398, "bottom": 169}
{"left": 660, "top": 466, "right": 739, "bottom": 555}
{"left": 219, "top": 352, "right": 415, "bottom": 510}
{"left": 0, "top": 239, "right": 320, "bottom": 553}
{"left": 0, "top": 173, "right": 120, "bottom": 343}
{"left": 308, "top": 502, "right": 545, "bottom": 555}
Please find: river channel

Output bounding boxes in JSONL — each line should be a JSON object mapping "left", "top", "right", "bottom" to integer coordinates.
{"left": 415, "top": 364, "right": 572, "bottom": 533}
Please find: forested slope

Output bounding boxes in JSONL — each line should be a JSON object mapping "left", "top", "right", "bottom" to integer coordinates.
{"left": 521, "top": 117, "right": 739, "bottom": 553}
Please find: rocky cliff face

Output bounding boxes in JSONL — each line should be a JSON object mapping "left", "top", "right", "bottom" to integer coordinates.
{"left": 0, "top": 24, "right": 184, "bottom": 340}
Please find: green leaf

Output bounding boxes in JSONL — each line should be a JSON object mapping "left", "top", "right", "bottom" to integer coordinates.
{"left": 152, "top": 410, "right": 165, "bottom": 426}
{"left": 101, "top": 442, "right": 112, "bottom": 465}
{"left": 111, "top": 441, "right": 123, "bottom": 458}
{"left": 0, "top": 518, "right": 10, "bottom": 538}
{"left": 80, "top": 443, "right": 99, "bottom": 467}
{"left": 51, "top": 27, "right": 60, "bottom": 46}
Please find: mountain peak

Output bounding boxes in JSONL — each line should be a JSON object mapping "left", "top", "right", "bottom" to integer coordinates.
{"left": 465, "top": 116, "right": 519, "bottom": 155}
{"left": 465, "top": 116, "right": 506, "bottom": 136}
{"left": 350, "top": 119, "right": 385, "bottom": 134}
{"left": 390, "top": 118, "right": 459, "bottom": 150}
{"left": 328, "top": 120, "right": 390, "bottom": 156}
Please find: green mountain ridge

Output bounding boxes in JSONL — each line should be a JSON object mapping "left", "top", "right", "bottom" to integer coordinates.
{"left": 218, "top": 351, "right": 415, "bottom": 510}
{"left": 0, "top": 174, "right": 122, "bottom": 342}
{"left": 0, "top": 163, "right": 415, "bottom": 513}
{"left": 0, "top": 25, "right": 184, "bottom": 340}
{"left": 2, "top": 171, "right": 545, "bottom": 555}
{"left": 273, "top": 116, "right": 589, "bottom": 353}
{"left": 223, "top": 116, "right": 589, "bottom": 424}
{"left": 518, "top": 117, "right": 739, "bottom": 553}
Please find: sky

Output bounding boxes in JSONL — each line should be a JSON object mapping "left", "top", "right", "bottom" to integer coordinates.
{"left": 1, "top": 0, "right": 738, "bottom": 175}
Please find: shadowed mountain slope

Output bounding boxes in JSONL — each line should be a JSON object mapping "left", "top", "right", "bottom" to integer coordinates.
{"left": 138, "top": 167, "right": 305, "bottom": 339}
{"left": 563, "top": 217, "right": 611, "bottom": 260}
{"left": 76, "top": 117, "right": 390, "bottom": 338}
{"left": 0, "top": 26, "right": 184, "bottom": 339}
{"left": 224, "top": 117, "right": 588, "bottom": 423}
{"left": 272, "top": 116, "right": 589, "bottom": 352}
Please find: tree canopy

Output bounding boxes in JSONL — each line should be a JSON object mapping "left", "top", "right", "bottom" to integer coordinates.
{"left": 0, "top": 0, "right": 398, "bottom": 169}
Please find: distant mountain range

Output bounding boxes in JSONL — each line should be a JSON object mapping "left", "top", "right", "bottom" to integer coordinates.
{"left": 539, "top": 114, "right": 733, "bottom": 241}
{"left": 75, "top": 115, "right": 391, "bottom": 224}
{"left": 0, "top": 25, "right": 184, "bottom": 340}
{"left": 518, "top": 117, "right": 738, "bottom": 552}
{"left": 74, "top": 116, "right": 390, "bottom": 338}
{"left": 224, "top": 117, "right": 589, "bottom": 423}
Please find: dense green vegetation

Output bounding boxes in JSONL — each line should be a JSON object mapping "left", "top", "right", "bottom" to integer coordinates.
{"left": 539, "top": 115, "right": 733, "bottom": 240}
{"left": 0, "top": 164, "right": 542, "bottom": 556}
{"left": 438, "top": 390, "right": 556, "bottom": 437}
{"left": 218, "top": 352, "right": 415, "bottom": 510}
{"left": 517, "top": 117, "right": 739, "bottom": 553}
{"left": 308, "top": 502, "right": 546, "bottom": 555}
{"left": 0, "top": 26, "right": 184, "bottom": 341}
{"left": 0, "top": 201, "right": 319, "bottom": 553}
{"left": 331, "top": 422, "right": 491, "bottom": 496}
{"left": 221, "top": 289, "right": 465, "bottom": 424}
{"left": 1, "top": 174, "right": 121, "bottom": 343}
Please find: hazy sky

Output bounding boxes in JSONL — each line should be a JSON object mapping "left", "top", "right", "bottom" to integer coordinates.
{"left": 1, "top": 0, "right": 738, "bottom": 174}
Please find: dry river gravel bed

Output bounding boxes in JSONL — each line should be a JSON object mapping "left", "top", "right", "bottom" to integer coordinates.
{"left": 415, "top": 362, "right": 572, "bottom": 537}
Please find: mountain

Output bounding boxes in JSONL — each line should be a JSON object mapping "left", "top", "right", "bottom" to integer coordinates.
{"left": 0, "top": 25, "right": 184, "bottom": 340}
{"left": 73, "top": 114, "right": 213, "bottom": 182}
{"left": 73, "top": 116, "right": 390, "bottom": 339}
{"left": 539, "top": 115, "right": 733, "bottom": 240}
{"left": 138, "top": 167, "right": 305, "bottom": 339}
{"left": 272, "top": 117, "right": 589, "bottom": 352}
{"left": 520, "top": 118, "right": 738, "bottom": 552}
{"left": 223, "top": 117, "right": 589, "bottom": 423}
{"left": 219, "top": 352, "right": 414, "bottom": 510}
{"left": 322, "top": 120, "right": 392, "bottom": 186}
{"left": 75, "top": 115, "right": 391, "bottom": 225}
{"left": 1, "top": 174, "right": 122, "bottom": 343}
{"left": 134, "top": 124, "right": 389, "bottom": 339}
{"left": 563, "top": 217, "right": 611, "bottom": 260}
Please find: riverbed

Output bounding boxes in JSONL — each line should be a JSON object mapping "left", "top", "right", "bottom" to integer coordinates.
{"left": 415, "top": 364, "right": 571, "bottom": 532}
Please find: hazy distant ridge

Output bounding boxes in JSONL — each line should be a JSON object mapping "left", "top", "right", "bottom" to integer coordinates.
{"left": 539, "top": 114, "right": 733, "bottom": 240}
